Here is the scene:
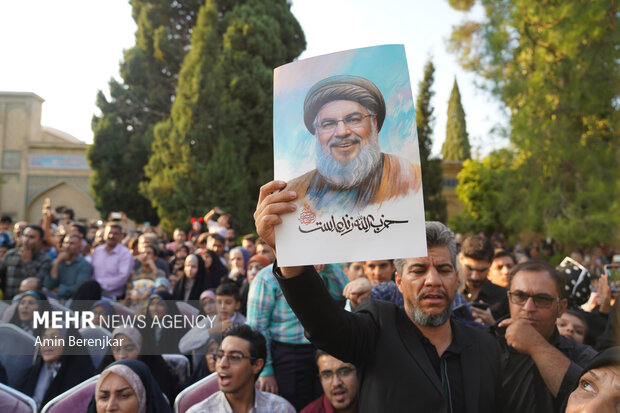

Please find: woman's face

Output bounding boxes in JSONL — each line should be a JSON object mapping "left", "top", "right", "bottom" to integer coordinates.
{"left": 184, "top": 256, "right": 198, "bottom": 279}
{"left": 96, "top": 373, "right": 139, "bottom": 413}
{"left": 201, "top": 297, "right": 217, "bottom": 317}
{"left": 566, "top": 366, "right": 620, "bottom": 413}
{"left": 247, "top": 262, "right": 264, "bottom": 284}
{"left": 41, "top": 328, "right": 64, "bottom": 363}
{"left": 229, "top": 250, "right": 244, "bottom": 271}
{"left": 112, "top": 334, "right": 140, "bottom": 361}
{"left": 176, "top": 247, "right": 188, "bottom": 261}
{"left": 148, "top": 297, "right": 166, "bottom": 320}
{"left": 202, "top": 251, "right": 213, "bottom": 269}
{"left": 18, "top": 295, "right": 38, "bottom": 322}
{"left": 206, "top": 340, "right": 219, "bottom": 373}
{"left": 91, "top": 305, "right": 108, "bottom": 327}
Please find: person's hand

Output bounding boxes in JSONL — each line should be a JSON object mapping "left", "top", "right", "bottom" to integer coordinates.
{"left": 498, "top": 318, "right": 546, "bottom": 355}
{"left": 257, "top": 375, "right": 279, "bottom": 394}
{"left": 343, "top": 277, "right": 372, "bottom": 308}
{"left": 254, "top": 180, "right": 297, "bottom": 252}
{"left": 56, "top": 251, "right": 69, "bottom": 263}
{"left": 598, "top": 272, "right": 612, "bottom": 314}
{"left": 314, "top": 264, "right": 326, "bottom": 273}
{"left": 471, "top": 306, "right": 496, "bottom": 326}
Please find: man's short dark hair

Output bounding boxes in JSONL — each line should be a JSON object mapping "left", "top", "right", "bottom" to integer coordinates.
{"left": 242, "top": 234, "right": 258, "bottom": 244}
{"left": 62, "top": 208, "right": 75, "bottom": 220}
{"left": 106, "top": 223, "right": 123, "bottom": 232}
{"left": 509, "top": 260, "right": 566, "bottom": 298}
{"left": 207, "top": 233, "right": 224, "bottom": 244}
{"left": 493, "top": 249, "right": 516, "bottom": 264}
{"left": 461, "top": 235, "right": 494, "bottom": 263}
{"left": 24, "top": 224, "right": 44, "bottom": 240}
{"left": 395, "top": 222, "right": 457, "bottom": 275}
{"left": 216, "top": 282, "right": 240, "bottom": 302}
{"left": 224, "top": 324, "right": 267, "bottom": 378}
{"left": 315, "top": 348, "right": 330, "bottom": 364}
{"left": 1, "top": 215, "right": 12, "bottom": 224}
{"left": 71, "top": 223, "right": 87, "bottom": 238}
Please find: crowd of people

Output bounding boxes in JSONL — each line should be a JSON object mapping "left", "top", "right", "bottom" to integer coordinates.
{"left": 0, "top": 196, "right": 617, "bottom": 412}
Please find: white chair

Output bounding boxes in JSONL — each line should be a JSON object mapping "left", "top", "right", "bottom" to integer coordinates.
{"left": 174, "top": 371, "right": 218, "bottom": 413}
{"left": 40, "top": 374, "right": 99, "bottom": 413}
{"left": 0, "top": 323, "right": 36, "bottom": 388}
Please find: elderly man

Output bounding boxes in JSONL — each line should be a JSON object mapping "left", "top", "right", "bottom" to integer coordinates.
{"left": 287, "top": 75, "right": 421, "bottom": 212}
{"left": 255, "top": 180, "right": 504, "bottom": 412}
{"left": 495, "top": 260, "right": 598, "bottom": 413}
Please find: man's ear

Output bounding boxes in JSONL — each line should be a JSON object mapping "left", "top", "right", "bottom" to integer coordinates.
{"left": 235, "top": 300, "right": 241, "bottom": 311}
{"left": 557, "top": 298, "right": 568, "bottom": 317}
{"left": 395, "top": 272, "right": 403, "bottom": 292}
{"left": 252, "top": 358, "right": 265, "bottom": 376}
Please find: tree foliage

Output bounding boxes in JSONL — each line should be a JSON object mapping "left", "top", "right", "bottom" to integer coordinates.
{"left": 89, "top": 0, "right": 203, "bottom": 223}
{"left": 447, "top": 0, "right": 620, "bottom": 247}
{"left": 442, "top": 79, "right": 471, "bottom": 161}
{"left": 141, "top": 0, "right": 305, "bottom": 233}
{"left": 415, "top": 60, "right": 447, "bottom": 222}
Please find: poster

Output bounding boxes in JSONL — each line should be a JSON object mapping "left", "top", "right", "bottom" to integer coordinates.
{"left": 274, "top": 44, "right": 426, "bottom": 266}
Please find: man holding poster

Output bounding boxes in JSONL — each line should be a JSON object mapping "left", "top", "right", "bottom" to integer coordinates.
{"left": 287, "top": 75, "right": 421, "bottom": 212}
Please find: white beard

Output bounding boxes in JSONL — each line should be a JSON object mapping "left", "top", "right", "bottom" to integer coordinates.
{"left": 315, "top": 128, "right": 381, "bottom": 188}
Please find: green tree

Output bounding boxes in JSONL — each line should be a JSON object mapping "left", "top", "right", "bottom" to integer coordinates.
{"left": 447, "top": 0, "right": 620, "bottom": 248}
{"left": 415, "top": 60, "right": 447, "bottom": 221}
{"left": 142, "top": 0, "right": 305, "bottom": 233}
{"left": 450, "top": 148, "right": 517, "bottom": 235}
{"left": 442, "top": 78, "right": 471, "bottom": 161}
{"left": 88, "top": 0, "right": 203, "bottom": 223}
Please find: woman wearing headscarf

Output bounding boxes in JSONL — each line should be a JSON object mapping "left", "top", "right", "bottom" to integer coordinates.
{"left": 97, "top": 327, "right": 178, "bottom": 404}
{"left": 562, "top": 346, "right": 620, "bottom": 413}
{"left": 173, "top": 254, "right": 221, "bottom": 304}
{"left": 9, "top": 290, "right": 52, "bottom": 336}
{"left": 182, "top": 337, "right": 219, "bottom": 388}
{"left": 90, "top": 299, "right": 116, "bottom": 331}
{"left": 227, "top": 247, "right": 250, "bottom": 286}
{"left": 69, "top": 279, "right": 102, "bottom": 312}
{"left": 140, "top": 291, "right": 188, "bottom": 355}
{"left": 87, "top": 358, "right": 172, "bottom": 413}
{"left": 16, "top": 326, "right": 95, "bottom": 408}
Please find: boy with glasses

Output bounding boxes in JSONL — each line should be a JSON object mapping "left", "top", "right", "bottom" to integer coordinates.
{"left": 301, "top": 350, "right": 358, "bottom": 413}
{"left": 494, "top": 260, "right": 598, "bottom": 413}
{"left": 187, "top": 324, "right": 294, "bottom": 413}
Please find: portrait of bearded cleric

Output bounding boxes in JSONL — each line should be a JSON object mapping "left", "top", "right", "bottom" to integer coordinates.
{"left": 286, "top": 75, "right": 421, "bottom": 213}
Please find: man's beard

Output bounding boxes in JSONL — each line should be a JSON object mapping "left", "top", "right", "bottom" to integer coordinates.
{"left": 408, "top": 289, "right": 452, "bottom": 327}
{"left": 315, "top": 129, "right": 381, "bottom": 188}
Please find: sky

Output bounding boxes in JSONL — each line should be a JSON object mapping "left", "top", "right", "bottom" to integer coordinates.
{"left": 0, "top": 0, "right": 508, "bottom": 157}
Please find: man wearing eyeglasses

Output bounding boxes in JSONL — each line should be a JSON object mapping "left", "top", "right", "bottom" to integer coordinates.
{"left": 187, "top": 324, "right": 295, "bottom": 413}
{"left": 286, "top": 75, "right": 421, "bottom": 212}
{"left": 301, "top": 350, "right": 358, "bottom": 413}
{"left": 494, "top": 260, "right": 598, "bottom": 413}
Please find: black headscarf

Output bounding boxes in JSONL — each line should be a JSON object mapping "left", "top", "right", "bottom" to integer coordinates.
{"left": 172, "top": 253, "right": 222, "bottom": 303}
{"left": 69, "top": 280, "right": 103, "bottom": 312}
{"left": 15, "top": 326, "right": 95, "bottom": 408}
{"left": 140, "top": 291, "right": 188, "bottom": 354}
{"left": 87, "top": 359, "right": 172, "bottom": 413}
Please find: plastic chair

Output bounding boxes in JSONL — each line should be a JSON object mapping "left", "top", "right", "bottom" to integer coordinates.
{"left": 0, "top": 302, "right": 17, "bottom": 322}
{"left": 110, "top": 301, "right": 135, "bottom": 318}
{"left": 174, "top": 371, "right": 218, "bottom": 413}
{"left": 0, "top": 301, "right": 10, "bottom": 319}
{"left": 79, "top": 327, "right": 112, "bottom": 368}
{"left": 0, "top": 323, "right": 36, "bottom": 388}
{"left": 40, "top": 374, "right": 99, "bottom": 413}
{"left": 162, "top": 354, "right": 190, "bottom": 385}
{"left": 176, "top": 301, "right": 199, "bottom": 319}
{"left": 0, "top": 382, "right": 37, "bottom": 413}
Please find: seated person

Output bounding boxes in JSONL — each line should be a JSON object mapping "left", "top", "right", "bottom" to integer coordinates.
{"left": 97, "top": 327, "right": 178, "bottom": 404}
{"left": 301, "top": 350, "right": 359, "bottom": 413}
{"left": 9, "top": 290, "right": 51, "bottom": 336}
{"left": 90, "top": 299, "right": 116, "bottom": 330}
{"left": 87, "top": 358, "right": 172, "bottom": 413}
{"left": 183, "top": 338, "right": 220, "bottom": 388}
{"left": 43, "top": 234, "right": 92, "bottom": 300}
{"left": 186, "top": 324, "right": 294, "bottom": 413}
{"left": 16, "top": 326, "right": 95, "bottom": 408}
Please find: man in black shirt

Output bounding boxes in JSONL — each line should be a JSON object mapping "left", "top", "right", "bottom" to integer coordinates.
{"left": 254, "top": 180, "right": 504, "bottom": 413}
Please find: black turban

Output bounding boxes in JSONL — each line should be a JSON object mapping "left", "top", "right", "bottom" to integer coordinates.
{"left": 303, "top": 75, "right": 386, "bottom": 134}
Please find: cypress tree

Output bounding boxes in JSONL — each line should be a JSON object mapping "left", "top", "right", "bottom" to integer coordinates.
{"left": 415, "top": 60, "right": 447, "bottom": 221}
{"left": 442, "top": 78, "right": 471, "bottom": 161}
{"left": 142, "top": 0, "right": 305, "bottom": 233}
